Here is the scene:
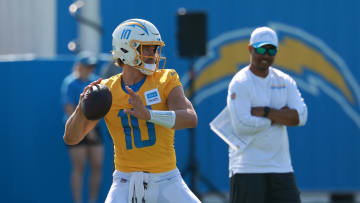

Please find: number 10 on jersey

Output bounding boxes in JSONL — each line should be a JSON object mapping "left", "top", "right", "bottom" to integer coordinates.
{"left": 118, "top": 109, "right": 156, "bottom": 150}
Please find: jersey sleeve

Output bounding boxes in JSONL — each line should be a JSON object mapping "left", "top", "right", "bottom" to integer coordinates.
{"left": 162, "top": 69, "right": 182, "bottom": 99}
{"left": 100, "top": 77, "right": 111, "bottom": 87}
{"left": 100, "top": 74, "right": 118, "bottom": 89}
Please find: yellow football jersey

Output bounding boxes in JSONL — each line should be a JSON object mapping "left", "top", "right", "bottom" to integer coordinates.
{"left": 101, "top": 69, "right": 182, "bottom": 173}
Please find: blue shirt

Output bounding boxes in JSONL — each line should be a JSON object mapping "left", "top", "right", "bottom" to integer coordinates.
{"left": 60, "top": 73, "right": 98, "bottom": 122}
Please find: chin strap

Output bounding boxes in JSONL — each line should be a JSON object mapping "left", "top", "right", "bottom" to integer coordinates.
{"left": 133, "top": 63, "right": 156, "bottom": 75}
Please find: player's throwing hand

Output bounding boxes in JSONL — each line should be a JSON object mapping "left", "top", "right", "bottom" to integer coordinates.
{"left": 79, "top": 78, "right": 103, "bottom": 104}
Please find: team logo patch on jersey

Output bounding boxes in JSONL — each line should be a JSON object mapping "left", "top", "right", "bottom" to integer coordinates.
{"left": 144, "top": 89, "right": 161, "bottom": 105}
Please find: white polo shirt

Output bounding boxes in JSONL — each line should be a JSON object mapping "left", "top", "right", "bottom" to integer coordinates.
{"left": 227, "top": 66, "right": 307, "bottom": 175}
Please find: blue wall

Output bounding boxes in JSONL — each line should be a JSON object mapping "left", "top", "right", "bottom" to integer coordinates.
{"left": 2, "top": 0, "right": 360, "bottom": 202}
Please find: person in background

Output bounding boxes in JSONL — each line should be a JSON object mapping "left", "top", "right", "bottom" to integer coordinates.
{"left": 225, "top": 27, "right": 308, "bottom": 203}
{"left": 61, "top": 52, "right": 104, "bottom": 203}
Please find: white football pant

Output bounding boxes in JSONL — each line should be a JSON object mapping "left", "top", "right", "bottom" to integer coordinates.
{"left": 105, "top": 168, "right": 201, "bottom": 203}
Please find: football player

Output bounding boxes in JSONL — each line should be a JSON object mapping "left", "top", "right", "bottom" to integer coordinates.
{"left": 64, "top": 19, "right": 201, "bottom": 203}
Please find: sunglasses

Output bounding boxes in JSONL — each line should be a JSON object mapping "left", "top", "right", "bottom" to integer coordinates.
{"left": 253, "top": 46, "right": 277, "bottom": 56}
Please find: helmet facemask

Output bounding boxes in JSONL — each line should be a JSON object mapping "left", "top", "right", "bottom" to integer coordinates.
{"left": 131, "top": 40, "right": 166, "bottom": 75}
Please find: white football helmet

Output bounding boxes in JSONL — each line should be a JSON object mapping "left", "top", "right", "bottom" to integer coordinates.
{"left": 112, "top": 19, "right": 166, "bottom": 75}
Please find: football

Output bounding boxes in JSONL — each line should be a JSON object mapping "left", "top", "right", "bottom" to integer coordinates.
{"left": 81, "top": 84, "right": 112, "bottom": 120}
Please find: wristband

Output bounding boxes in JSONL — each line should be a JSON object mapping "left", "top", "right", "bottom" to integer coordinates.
{"left": 148, "top": 110, "right": 176, "bottom": 128}
{"left": 263, "top": 107, "right": 271, "bottom": 117}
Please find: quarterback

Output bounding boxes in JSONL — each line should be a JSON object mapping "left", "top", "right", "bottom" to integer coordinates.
{"left": 64, "top": 19, "right": 201, "bottom": 203}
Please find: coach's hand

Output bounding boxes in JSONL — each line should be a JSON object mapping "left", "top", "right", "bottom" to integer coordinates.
{"left": 251, "top": 107, "right": 266, "bottom": 117}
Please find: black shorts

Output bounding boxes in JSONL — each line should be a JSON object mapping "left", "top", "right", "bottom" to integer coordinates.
{"left": 230, "top": 172, "right": 301, "bottom": 203}
{"left": 67, "top": 126, "right": 103, "bottom": 147}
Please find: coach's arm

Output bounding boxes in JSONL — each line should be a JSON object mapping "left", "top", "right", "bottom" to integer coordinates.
{"left": 227, "top": 82, "right": 271, "bottom": 135}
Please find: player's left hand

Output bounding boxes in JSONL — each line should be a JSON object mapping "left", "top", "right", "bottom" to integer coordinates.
{"left": 124, "top": 86, "right": 151, "bottom": 120}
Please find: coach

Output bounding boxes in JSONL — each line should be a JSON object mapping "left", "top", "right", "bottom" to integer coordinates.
{"left": 223, "top": 26, "right": 308, "bottom": 203}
